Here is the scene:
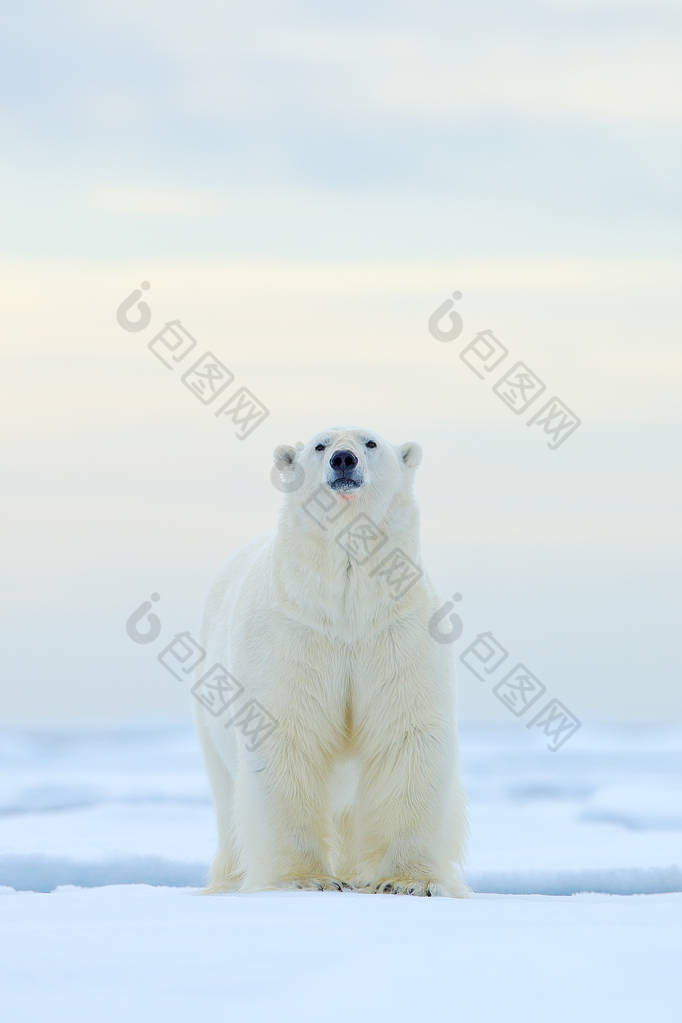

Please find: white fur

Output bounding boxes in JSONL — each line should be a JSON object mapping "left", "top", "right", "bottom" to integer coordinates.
{"left": 194, "top": 427, "right": 469, "bottom": 897}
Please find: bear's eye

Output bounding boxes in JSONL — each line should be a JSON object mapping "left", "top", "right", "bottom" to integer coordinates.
{"left": 315, "top": 443, "right": 326, "bottom": 452}
{"left": 366, "top": 440, "right": 377, "bottom": 449}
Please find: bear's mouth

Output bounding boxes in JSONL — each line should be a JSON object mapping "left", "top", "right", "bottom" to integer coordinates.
{"left": 329, "top": 477, "right": 363, "bottom": 491}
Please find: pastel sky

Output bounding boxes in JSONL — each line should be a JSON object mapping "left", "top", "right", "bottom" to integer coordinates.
{"left": 2, "top": 1, "right": 681, "bottom": 723}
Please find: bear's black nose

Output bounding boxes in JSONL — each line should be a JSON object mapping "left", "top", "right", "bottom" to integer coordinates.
{"left": 330, "top": 449, "right": 358, "bottom": 472}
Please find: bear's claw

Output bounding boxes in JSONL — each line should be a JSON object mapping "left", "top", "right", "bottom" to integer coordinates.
{"left": 293, "top": 877, "right": 354, "bottom": 892}
{"left": 369, "top": 879, "right": 463, "bottom": 897}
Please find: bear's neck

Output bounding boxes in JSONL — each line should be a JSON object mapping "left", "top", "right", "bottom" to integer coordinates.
{"left": 271, "top": 493, "right": 423, "bottom": 633}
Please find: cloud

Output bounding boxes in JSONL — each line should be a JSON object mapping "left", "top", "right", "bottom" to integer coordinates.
{"left": 89, "top": 186, "right": 222, "bottom": 216}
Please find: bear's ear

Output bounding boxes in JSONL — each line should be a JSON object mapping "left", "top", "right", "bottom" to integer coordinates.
{"left": 399, "top": 442, "right": 422, "bottom": 469}
{"left": 273, "top": 444, "right": 297, "bottom": 470}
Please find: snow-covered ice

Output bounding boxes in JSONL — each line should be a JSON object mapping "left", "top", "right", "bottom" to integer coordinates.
{"left": 1, "top": 723, "right": 680, "bottom": 1021}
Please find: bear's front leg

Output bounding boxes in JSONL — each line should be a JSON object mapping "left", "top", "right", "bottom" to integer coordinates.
{"left": 235, "top": 732, "right": 346, "bottom": 892}
{"left": 352, "top": 724, "right": 469, "bottom": 898}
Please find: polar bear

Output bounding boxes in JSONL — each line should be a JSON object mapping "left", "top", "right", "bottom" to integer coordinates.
{"left": 194, "top": 427, "right": 469, "bottom": 897}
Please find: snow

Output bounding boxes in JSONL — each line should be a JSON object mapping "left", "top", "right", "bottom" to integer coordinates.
{"left": 1, "top": 723, "right": 681, "bottom": 1021}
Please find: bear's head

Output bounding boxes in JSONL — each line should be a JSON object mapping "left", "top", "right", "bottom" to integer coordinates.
{"left": 273, "top": 427, "right": 422, "bottom": 528}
